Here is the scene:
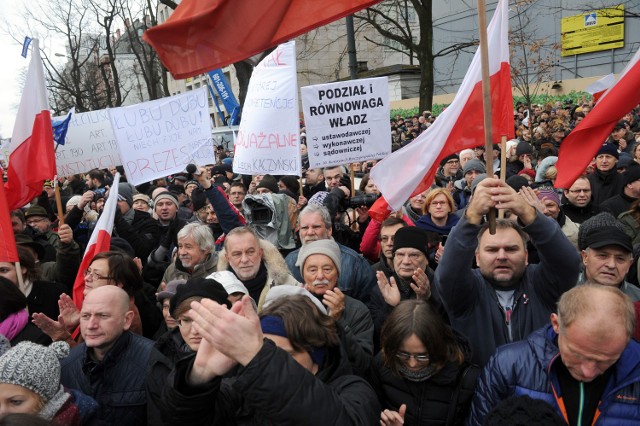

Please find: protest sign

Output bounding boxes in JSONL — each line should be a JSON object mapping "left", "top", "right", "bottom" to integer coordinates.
{"left": 110, "top": 87, "right": 215, "bottom": 186}
{"left": 233, "top": 41, "right": 301, "bottom": 176}
{"left": 301, "top": 77, "right": 390, "bottom": 168}
{"left": 53, "top": 109, "right": 122, "bottom": 176}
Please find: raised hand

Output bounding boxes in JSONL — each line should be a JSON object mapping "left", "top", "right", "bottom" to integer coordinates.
{"left": 190, "top": 296, "right": 263, "bottom": 367}
{"left": 410, "top": 268, "right": 431, "bottom": 300}
{"left": 32, "top": 313, "right": 70, "bottom": 342}
{"left": 376, "top": 271, "right": 401, "bottom": 307}
{"left": 323, "top": 288, "right": 345, "bottom": 321}
{"left": 380, "top": 404, "right": 406, "bottom": 426}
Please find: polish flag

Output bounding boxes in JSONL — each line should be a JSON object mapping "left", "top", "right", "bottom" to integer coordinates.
{"left": 585, "top": 74, "right": 615, "bottom": 102}
{"left": 0, "top": 170, "right": 18, "bottom": 262}
{"left": 370, "top": 0, "right": 513, "bottom": 211}
{"left": 555, "top": 49, "right": 640, "bottom": 189}
{"left": 4, "top": 39, "right": 56, "bottom": 210}
{"left": 72, "top": 174, "right": 120, "bottom": 309}
{"left": 143, "top": 0, "right": 382, "bottom": 79}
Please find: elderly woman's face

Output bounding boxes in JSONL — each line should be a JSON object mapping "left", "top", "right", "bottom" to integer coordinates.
{"left": 0, "top": 383, "right": 43, "bottom": 416}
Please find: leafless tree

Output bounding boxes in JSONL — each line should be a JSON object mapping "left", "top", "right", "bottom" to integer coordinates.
{"left": 510, "top": 0, "right": 559, "bottom": 115}
{"left": 354, "top": 0, "right": 477, "bottom": 112}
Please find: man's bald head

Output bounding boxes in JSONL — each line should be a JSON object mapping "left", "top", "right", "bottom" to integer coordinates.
{"left": 551, "top": 284, "right": 635, "bottom": 382}
{"left": 84, "top": 285, "right": 130, "bottom": 314}
{"left": 555, "top": 284, "right": 635, "bottom": 339}
{"left": 81, "top": 285, "right": 134, "bottom": 360}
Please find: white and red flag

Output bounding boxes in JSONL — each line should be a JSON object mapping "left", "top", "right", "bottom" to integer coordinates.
{"left": 4, "top": 39, "right": 56, "bottom": 210}
{"left": 72, "top": 174, "right": 120, "bottom": 309}
{"left": 585, "top": 73, "right": 615, "bottom": 102}
{"left": 555, "top": 49, "right": 640, "bottom": 189}
{"left": 370, "top": 0, "right": 513, "bottom": 212}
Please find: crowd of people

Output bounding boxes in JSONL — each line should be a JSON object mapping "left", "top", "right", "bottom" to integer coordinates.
{"left": 2, "top": 99, "right": 640, "bottom": 425}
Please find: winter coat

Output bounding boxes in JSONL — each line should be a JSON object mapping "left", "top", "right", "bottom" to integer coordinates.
{"left": 154, "top": 326, "right": 193, "bottom": 364}
{"left": 286, "top": 241, "right": 377, "bottom": 305}
{"left": 60, "top": 331, "right": 172, "bottom": 426}
{"left": 337, "top": 295, "right": 375, "bottom": 376}
{"left": 161, "top": 252, "right": 219, "bottom": 286}
{"left": 434, "top": 211, "right": 581, "bottom": 366}
{"left": 588, "top": 169, "right": 626, "bottom": 208}
{"left": 468, "top": 325, "right": 640, "bottom": 426}
{"left": 113, "top": 209, "right": 159, "bottom": 262}
{"left": 160, "top": 338, "right": 380, "bottom": 425}
{"left": 369, "top": 333, "right": 479, "bottom": 426}
{"left": 561, "top": 199, "right": 600, "bottom": 224}
{"left": 618, "top": 210, "right": 640, "bottom": 245}
{"left": 219, "top": 239, "right": 300, "bottom": 311}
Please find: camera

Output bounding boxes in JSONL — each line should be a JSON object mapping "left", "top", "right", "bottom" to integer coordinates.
{"left": 93, "top": 187, "right": 106, "bottom": 201}
{"left": 349, "top": 193, "right": 379, "bottom": 208}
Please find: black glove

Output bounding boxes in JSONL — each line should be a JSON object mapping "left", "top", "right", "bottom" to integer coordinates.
{"left": 339, "top": 175, "right": 352, "bottom": 190}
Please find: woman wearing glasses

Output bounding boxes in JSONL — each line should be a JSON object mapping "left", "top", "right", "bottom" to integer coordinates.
{"left": 370, "top": 300, "right": 479, "bottom": 426}
{"left": 415, "top": 188, "right": 459, "bottom": 269}
{"left": 33, "top": 251, "right": 163, "bottom": 343}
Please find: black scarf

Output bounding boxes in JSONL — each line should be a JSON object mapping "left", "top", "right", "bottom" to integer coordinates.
{"left": 235, "top": 262, "right": 268, "bottom": 302}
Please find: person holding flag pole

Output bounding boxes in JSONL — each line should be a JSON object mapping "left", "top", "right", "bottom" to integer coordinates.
{"left": 0, "top": 170, "right": 25, "bottom": 294}
{"left": 428, "top": 0, "right": 581, "bottom": 369}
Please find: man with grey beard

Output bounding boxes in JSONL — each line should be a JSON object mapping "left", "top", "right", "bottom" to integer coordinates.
{"left": 297, "top": 239, "right": 374, "bottom": 376}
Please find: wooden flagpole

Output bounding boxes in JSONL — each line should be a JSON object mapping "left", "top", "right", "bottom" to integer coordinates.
{"left": 477, "top": 0, "right": 497, "bottom": 234}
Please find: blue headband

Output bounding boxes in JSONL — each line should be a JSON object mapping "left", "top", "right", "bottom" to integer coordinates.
{"left": 260, "top": 315, "right": 326, "bottom": 368}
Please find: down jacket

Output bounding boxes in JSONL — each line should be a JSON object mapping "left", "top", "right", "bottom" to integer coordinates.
{"left": 468, "top": 325, "right": 640, "bottom": 425}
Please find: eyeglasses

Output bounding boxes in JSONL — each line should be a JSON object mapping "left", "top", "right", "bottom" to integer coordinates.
{"left": 568, "top": 189, "right": 591, "bottom": 194}
{"left": 395, "top": 351, "right": 430, "bottom": 363}
{"left": 26, "top": 217, "right": 48, "bottom": 225}
{"left": 380, "top": 236, "right": 395, "bottom": 243}
{"left": 83, "top": 269, "right": 113, "bottom": 281}
{"left": 178, "top": 318, "right": 193, "bottom": 328}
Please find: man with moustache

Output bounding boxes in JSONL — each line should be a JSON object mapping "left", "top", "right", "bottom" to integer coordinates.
{"left": 297, "top": 239, "right": 374, "bottom": 376}
{"left": 160, "top": 223, "right": 217, "bottom": 287}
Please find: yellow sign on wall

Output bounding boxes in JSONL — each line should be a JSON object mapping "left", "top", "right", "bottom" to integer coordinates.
{"left": 561, "top": 5, "right": 624, "bottom": 56}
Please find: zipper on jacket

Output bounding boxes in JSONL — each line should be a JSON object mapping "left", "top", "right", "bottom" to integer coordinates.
{"left": 577, "top": 381, "right": 584, "bottom": 425}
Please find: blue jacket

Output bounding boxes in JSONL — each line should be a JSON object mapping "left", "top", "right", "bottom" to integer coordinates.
{"left": 434, "top": 211, "right": 580, "bottom": 366}
{"left": 468, "top": 325, "right": 640, "bottom": 425}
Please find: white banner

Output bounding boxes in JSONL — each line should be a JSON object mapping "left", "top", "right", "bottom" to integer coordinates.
{"left": 110, "top": 87, "right": 215, "bottom": 186}
{"left": 54, "top": 109, "right": 122, "bottom": 176}
{"left": 233, "top": 41, "right": 301, "bottom": 176}
{"left": 301, "top": 77, "right": 391, "bottom": 168}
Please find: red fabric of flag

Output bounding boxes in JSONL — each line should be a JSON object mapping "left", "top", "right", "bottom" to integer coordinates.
{"left": 555, "top": 49, "right": 640, "bottom": 189}
{"left": 72, "top": 174, "right": 120, "bottom": 309}
{"left": 0, "top": 171, "right": 19, "bottom": 262}
{"left": 143, "top": 0, "right": 382, "bottom": 79}
{"left": 370, "top": 0, "right": 513, "bottom": 211}
{"left": 4, "top": 40, "right": 56, "bottom": 210}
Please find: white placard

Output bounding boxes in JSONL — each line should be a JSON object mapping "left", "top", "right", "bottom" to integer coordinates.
{"left": 53, "top": 109, "right": 122, "bottom": 176}
{"left": 301, "top": 77, "right": 391, "bottom": 168}
{"left": 110, "top": 87, "right": 215, "bottom": 186}
{"left": 233, "top": 41, "right": 301, "bottom": 176}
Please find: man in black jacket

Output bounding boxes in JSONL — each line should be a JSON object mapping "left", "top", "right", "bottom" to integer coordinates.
{"left": 561, "top": 176, "right": 599, "bottom": 224}
{"left": 587, "top": 143, "right": 625, "bottom": 207}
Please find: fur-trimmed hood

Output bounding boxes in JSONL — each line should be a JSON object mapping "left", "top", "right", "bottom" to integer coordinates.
{"left": 217, "top": 238, "right": 301, "bottom": 310}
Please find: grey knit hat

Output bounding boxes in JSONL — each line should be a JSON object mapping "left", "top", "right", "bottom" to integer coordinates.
{"left": 0, "top": 341, "right": 70, "bottom": 402}
{"left": 295, "top": 239, "right": 341, "bottom": 276}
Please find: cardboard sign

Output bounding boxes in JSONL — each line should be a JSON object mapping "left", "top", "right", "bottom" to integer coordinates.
{"left": 54, "top": 109, "right": 122, "bottom": 176}
{"left": 301, "top": 77, "right": 391, "bottom": 168}
{"left": 233, "top": 41, "right": 301, "bottom": 176}
{"left": 110, "top": 87, "right": 215, "bottom": 185}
